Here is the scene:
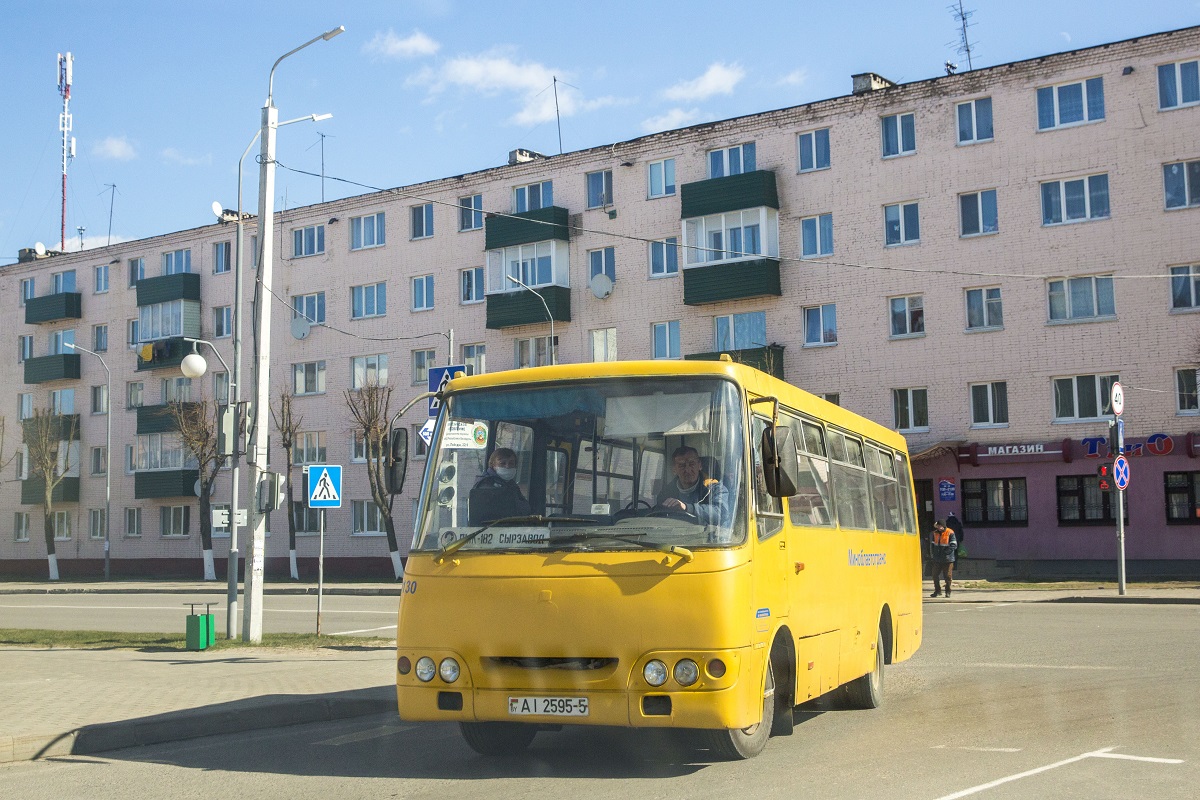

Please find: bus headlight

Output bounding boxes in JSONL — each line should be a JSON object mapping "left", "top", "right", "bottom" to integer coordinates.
{"left": 673, "top": 659, "right": 699, "bottom": 687}
{"left": 644, "top": 659, "right": 668, "bottom": 687}
{"left": 415, "top": 656, "right": 437, "bottom": 682}
{"left": 439, "top": 657, "right": 460, "bottom": 683}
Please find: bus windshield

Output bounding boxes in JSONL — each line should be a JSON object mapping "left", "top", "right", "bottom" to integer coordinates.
{"left": 411, "top": 377, "right": 746, "bottom": 553}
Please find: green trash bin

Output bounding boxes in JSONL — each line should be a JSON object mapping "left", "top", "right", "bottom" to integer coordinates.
{"left": 186, "top": 603, "right": 216, "bottom": 651}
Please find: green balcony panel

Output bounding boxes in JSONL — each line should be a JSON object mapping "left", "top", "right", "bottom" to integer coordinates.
{"left": 24, "top": 292, "right": 82, "bottom": 324}
{"left": 682, "top": 259, "right": 781, "bottom": 306}
{"left": 136, "top": 272, "right": 201, "bottom": 306}
{"left": 485, "top": 285, "right": 571, "bottom": 330}
{"left": 136, "top": 403, "right": 199, "bottom": 434}
{"left": 680, "top": 170, "right": 779, "bottom": 219}
{"left": 22, "top": 414, "right": 81, "bottom": 443}
{"left": 135, "top": 469, "right": 200, "bottom": 499}
{"left": 136, "top": 337, "right": 189, "bottom": 372}
{"left": 23, "top": 353, "right": 82, "bottom": 384}
{"left": 484, "top": 206, "right": 570, "bottom": 250}
{"left": 21, "top": 476, "right": 81, "bottom": 506}
{"left": 685, "top": 345, "right": 786, "bottom": 381}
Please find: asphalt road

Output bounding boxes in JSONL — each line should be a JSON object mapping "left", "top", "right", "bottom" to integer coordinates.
{"left": 4, "top": 601, "right": 1198, "bottom": 799}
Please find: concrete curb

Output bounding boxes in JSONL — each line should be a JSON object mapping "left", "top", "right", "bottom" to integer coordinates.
{"left": 2, "top": 685, "right": 394, "bottom": 764}
{"left": 0, "top": 587, "right": 403, "bottom": 597}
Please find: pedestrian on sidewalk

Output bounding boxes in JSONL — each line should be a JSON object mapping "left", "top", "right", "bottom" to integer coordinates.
{"left": 929, "top": 519, "right": 957, "bottom": 598}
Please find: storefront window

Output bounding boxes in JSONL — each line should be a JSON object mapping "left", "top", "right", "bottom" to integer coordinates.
{"left": 962, "top": 477, "right": 1028, "bottom": 525}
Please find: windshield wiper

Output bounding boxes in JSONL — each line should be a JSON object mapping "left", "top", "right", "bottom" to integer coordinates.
{"left": 434, "top": 515, "right": 591, "bottom": 563}
{"left": 553, "top": 531, "right": 694, "bottom": 563}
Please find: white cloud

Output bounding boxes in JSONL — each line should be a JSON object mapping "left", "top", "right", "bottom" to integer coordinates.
{"left": 93, "top": 135, "right": 136, "bottom": 161}
{"left": 641, "top": 107, "right": 703, "bottom": 133}
{"left": 664, "top": 63, "right": 745, "bottom": 101}
{"left": 61, "top": 234, "right": 128, "bottom": 253}
{"left": 364, "top": 29, "right": 440, "bottom": 59}
{"left": 161, "top": 148, "right": 212, "bottom": 167}
{"left": 777, "top": 69, "right": 809, "bottom": 87}
{"left": 1060, "top": 31, "right": 1072, "bottom": 43}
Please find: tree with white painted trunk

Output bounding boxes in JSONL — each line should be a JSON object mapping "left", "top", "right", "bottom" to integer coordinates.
{"left": 24, "top": 409, "right": 79, "bottom": 581}
{"left": 271, "top": 388, "right": 302, "bottom": 580}
{"left": 163, "top": 398, "right": 224, "bottom": 581}
{"left": 344, "top": 380, "right": 403, "bottom": 579}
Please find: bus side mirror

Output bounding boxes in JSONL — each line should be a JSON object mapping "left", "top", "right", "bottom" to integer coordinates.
{"left": 761, "top": 425, "right": 799, "bottom": 497}
{"left": 386, "top": 428, "right": 409, "bottom": 495}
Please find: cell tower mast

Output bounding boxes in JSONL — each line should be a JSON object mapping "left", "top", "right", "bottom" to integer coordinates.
{"left": 58, "top": 52, "right": 76, "bottom": 251}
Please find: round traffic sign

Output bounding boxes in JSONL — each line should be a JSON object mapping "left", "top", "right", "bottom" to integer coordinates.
{"left": 1113, "top": 455, "right": 1130, "bottom": 491}
{"left": 1110, "top": 382, "right": 1124, "bottom": 416}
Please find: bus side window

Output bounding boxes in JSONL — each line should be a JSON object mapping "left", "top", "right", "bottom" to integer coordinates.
{"left": 783, "top": 414, "right": 835, "bottom": 528}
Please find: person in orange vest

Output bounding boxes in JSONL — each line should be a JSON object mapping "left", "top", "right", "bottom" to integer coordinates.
{"left": 929, "top": 519, "right": 958, "bottom": 598}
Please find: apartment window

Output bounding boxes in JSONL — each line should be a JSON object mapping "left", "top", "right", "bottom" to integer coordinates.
{"left": 137, "top": 433, "right": 191, "bottom": 471}
{"left": 15, "top": 446, "right": 28, "bottom": 480}
{"left": 590, "top": 328, "right": 617, "bottom": 362}
{"left": 971, "top": 381, "right": 1009, "bottom": 427}
{"left": 350, "top": 212, "right": 386, "bottom": 250}
{"left": 94, "top": 264, "right": 109, "bottom": 293}
{"left": 18, "top": 335, "right": 33, "bottom": 362}
{"left": 411, "top": 425, "right": 429, "bottom": 460}
{"left": 709, "top": 143, "right": 755, "bottom": 178}
{"left": 1042, "top": 174, "right": 1110, "bottom": 224}
{"left": 162, "top": 249, "right": 192, "bottom": 275}
{"left": 251, "top": 235, "right": 259, "bottom": 267}
{"left": 292, "top": 224, "right": 325, "bottom": 257}
{"left": 128, "top": 258, "right": 144, "bottom": 287}
{"left": 884, "top": 202, "right": 920, "bottom": 245}
{"left": 966, "top": 287, "right": 1004, "bottom": 330}
{"left": 93, "top": 324, "right": 108, "bottom": 352}
{"left": 890, "top": 295, "right": 924, "bottom": 337}
{"left": 803, "top": 304, "right": 837, "bottom": 346}
{"left": 292, "top": 501, "right": 323, "bottom": 534}
{"left": 462, "top": 344, "right": 486, "bottom": 376}
{"left": 960, "top": 189, "right": 998, "bottom": 236}
{"left": 587, "top": 170, "right": 614, "bottom": 210}
{"left": 352, "top": 500, "right": 385, "bottom": 534}
{"left": 515, "top": 336, "right": 557, "bottom": 369}
{"left": 127, "top": 319, "right": 139, "bottom": 348}
{"left": 798, "top": 128, "right": 830, "bottom": 172}
{"left": 19, "top": 277, "right": 35, "bottom": 306}
{"left": 458, "top": 195, "right": 483, "bottom": 231}
{"left": 14, "top": 512, "right": 30, "bottom": 543}
{"left": 53, "top": 510, "right": 73, "bottom": 540}
{"left": 138, "top": 299, "right": 184, "bottom": 341}
{"left": 18, "top": 393, "right": 33, "bottom": 421}
{"left": 1164, "top": 159, "right": 1200, "bottom": 209}
{"left": 648, "top": 158, "right": 676, "bottom": 198}
{"left": 53, "top": 270, "right": 77, "bottom": 293}
{"left": 410, "top": 203, "right": 434, "bottom": 239}
{"left": 1165, "top": 472, "right": 1200, "bottom": 523}
{"left": 650, "top": 237, "right": 679, "bottom": 276}
{"left": 588, "top": 247, "right": 616, "bottom": 282}
{"left": 715, "top": 311, "right": 766, "bottom": 350}
{"left": 800, "top": 213, "right": 833, "bottom": 257}
{"left": 89, "top": 508, "right": 107, "bottom": 539}
{"left": 89, "top": 446, "right": 107, "bottom": 475}
{"left": 1056, "top": 475, "right": 1125, "bottom": 525}
{"left": 1159, "top": 60, "right": 1200, "bottom": 110}
{"left": 1171, "top": 265, "right": 1200, "bottom": 309}
{"left": 213, "top": 306, "right": 232, "bottom": 338}
{"left": 161, "top": 505, "right": 189, "bottom": 537}
{"left": 1053, "top": 373, "right": 1119, "bottom": 421}
{"left": 91, "top": 384, "right": 108, "bottom": 414}
{"left": 652, "top": 321, "right": 680, "bottom": 359}
{"left": 126, "top": 381, "right": 144, "bottom": 409}
{"left": 956, "top": 98, "right": 994, "bottom": 143}
{"left": 213, "top": 241, "right": 231, "bottom": 274}
{"left": 351, "top": 282, "right": 387, "bottom": 319}
{"left": 893, "top": 388, "right": 929, "bottom": 431}
{"left": 1037, "top": 77, "right": 1105, "bottom": 129}
{"left": 413, "top": 349, "right": 436, "bottom": 386}
{"left": 684, "top": 208, "right": 776, "bottom": 265}
{"left": 1048, "top": 275, "right": 1115, "bottom": 321}
{"left": 485, "top": 240, "right": 568, "bottom": 292}
{"left": 292, "top": 292, "right": 326, "bottom": 324}
{"left": 213, "top": 372, "right": 229, "bottom": 403}
{"left": 881, "top": 113, "right": 916, "bottom": 157}
{"left": 50, "top": 388, "right": 75, "bottom": 415}
{"left": 293, "top": 431, "right": 327, "bottom": 465}
{"left": 125, "top": 444, "right": 135, "bottom": 474}
{"left": 412, "top": 275, "right": 434, "bottom": 311}
{"left": 293, "top": 361, "right": 326, "bottom": 396}
{"left": 460, "top": 267, "right": 485, "bottom": 304}
{"left": 823, "top": 393, "right": 841, "bottom": 406}
{"left": 351, "top": 354, "right": 388, "bottom": 389}
{"left": 513, "top": 181, "right": 553, "bottom": 212}
{"left": 51, "top": 329, "right": 76, "bottom": 355}
{"left": 1177, "top": 368, "right": 1199, "bottom": 414}
{"left": 162, "top": 376, "right": 192, "bottom": 403}
{"left": 125, "top": 507, "right": 142, "bottom": 537}
{"left": 964, "top": 478, "right": 1028, "bottom": 525}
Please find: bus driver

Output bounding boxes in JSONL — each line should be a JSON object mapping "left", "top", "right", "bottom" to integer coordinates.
{"left": 657, "top": 445, "right": 731, "bottom": 527}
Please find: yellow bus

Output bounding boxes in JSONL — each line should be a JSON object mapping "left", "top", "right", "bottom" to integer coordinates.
{"left": 395, "top": 358, "right": 922, "bottom": 759}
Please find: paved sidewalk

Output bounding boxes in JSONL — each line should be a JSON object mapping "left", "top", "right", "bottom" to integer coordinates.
{"left": 0, "top": 579, "right": 403, "bottom": 596}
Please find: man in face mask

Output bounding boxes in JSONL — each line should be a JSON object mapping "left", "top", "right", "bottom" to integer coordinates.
{"left": 468, "top": 447, "right": 532, "bottom": 525}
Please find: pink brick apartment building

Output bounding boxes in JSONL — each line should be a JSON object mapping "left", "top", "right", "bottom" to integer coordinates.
{"left": 2, "top": 25, "right": 1198, "bottom": 579}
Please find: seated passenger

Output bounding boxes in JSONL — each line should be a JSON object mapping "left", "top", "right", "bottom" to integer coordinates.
{"left": 656, "top": 445, "right": 731, "bottom": 527}
{"left": 468, "top": 447, "right": 531, "bottom": 525}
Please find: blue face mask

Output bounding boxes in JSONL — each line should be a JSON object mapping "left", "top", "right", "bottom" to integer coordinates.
{"left": 495, "top": 467, "right": 517, "bottom": 482}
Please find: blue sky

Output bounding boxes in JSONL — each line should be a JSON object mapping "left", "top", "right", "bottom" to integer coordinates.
{"left": 3, "top": 1, "right": 1197, "bottom": 263}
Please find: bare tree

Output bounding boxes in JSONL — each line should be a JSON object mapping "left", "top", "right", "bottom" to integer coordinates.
{"left": 344, "top": 380, "right": 403, "bottom": 578}
{"left": 24, "top": 408, "right": 79, "bottom": 581}
{"left": 163, "top": 398, "right": 223, "bottom": 581}
{"left": 271, "top": 387, "right": 303, "bottom": 580}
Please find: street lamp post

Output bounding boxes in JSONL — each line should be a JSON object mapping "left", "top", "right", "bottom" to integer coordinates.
{"left": 506, "top": 275, "right": 556, "bottom": 365}
{"left": 65, "top": 343, "right": 110, "bottom": 580}
{"left": 245, "top": 25, "right": 343, "bottom": 643}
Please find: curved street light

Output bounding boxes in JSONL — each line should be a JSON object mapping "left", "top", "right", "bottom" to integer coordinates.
{"left": 506, "top": 275, "right": 556, "bottom": 365}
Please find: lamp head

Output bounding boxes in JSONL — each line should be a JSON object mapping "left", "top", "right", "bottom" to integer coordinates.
{"left": 181, "top": 352, "right": 208, "bottom": 379}
{"left": 322, "top": 25, "right": 345, "bottom": 41}
{"left": 311, "top": 113, "right": 333, "bottom": 122}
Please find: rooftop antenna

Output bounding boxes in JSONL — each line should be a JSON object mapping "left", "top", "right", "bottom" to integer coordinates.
{"left": 103, "top": 184, "right": 118, "bottom": 246}
{"left": 76, "top": 225, "right": 86, "bottom": 251}
{"left": 57, "top": 52, "right": 76, "bottom": 251}
{"left": 949, "top": 1, "right": 977, "bottom": 71}
{"left": 306, "top": 132, "right": 334, "bottom": 202}
{"left": 552, "top": 76, "right": 563, "bottom": 155}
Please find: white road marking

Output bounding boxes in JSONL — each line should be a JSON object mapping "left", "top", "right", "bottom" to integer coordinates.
{"left": 1092, "top": 752, "right": 1184, "bottom": 764}
{"left": 961, "top": 662, "right": 1120, "bottom": 671}
{"left": 934, "top": 746, "right": 1184, "bottom": 799}
{"left": 329, "top": 625, "right": 397, "bottom": 636}
{"left": 316, "top": 723, "right": 415, "bottom": 746}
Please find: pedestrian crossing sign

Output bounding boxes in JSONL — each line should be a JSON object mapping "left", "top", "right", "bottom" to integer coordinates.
{"left": 307, "top": 465, "right": 342, "bottom": 509}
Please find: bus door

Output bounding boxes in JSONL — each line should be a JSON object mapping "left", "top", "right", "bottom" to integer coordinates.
{"left": 750, "top": 414, "right": 789, "bottom": 637}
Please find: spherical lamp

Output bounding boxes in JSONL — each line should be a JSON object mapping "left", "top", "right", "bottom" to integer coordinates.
{"left": 181, "top": 352, "right": 208, "bottom": 379}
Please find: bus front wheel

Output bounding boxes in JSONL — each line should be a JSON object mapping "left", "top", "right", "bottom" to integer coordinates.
{"left": 842, "top": 629, "right": 884, "bottom": 710}
{"left": 704, "top": 659, "right": 775, "bottom": 760}
{"left": 459, "top": 721, "right": 537, "bottom": 756}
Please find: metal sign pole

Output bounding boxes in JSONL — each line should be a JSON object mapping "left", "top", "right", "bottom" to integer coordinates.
{"left": 1116, "top": 418, "right": 1126, "bottom": 597}
{"left": 317, "top": 508, "right": 325, "bottom": 636}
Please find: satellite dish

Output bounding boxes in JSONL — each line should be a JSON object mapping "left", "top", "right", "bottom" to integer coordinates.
{"left": 589, "top": 273, "right": 614, "bottom": 300}
{"left": 194, "top": 479, "right": 202, "bottom": 498}
{"left": 211, "top": 201, "right": 223, "bottom": 220}
{"left": 34, "top": 242, "right": 46, "bottom": 256}
{"left": 290, "top": 316, "right": 311, "bottom": 340}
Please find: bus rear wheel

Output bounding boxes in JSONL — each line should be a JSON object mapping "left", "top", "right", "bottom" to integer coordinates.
{"left": 459, "top": 721, "right": 537, "bottom": 756}
{"left": 704, "top": 659, "right": 775, "bottom": 760}
{"left": 842, "top": 629, "right": 884, "bottom": 710}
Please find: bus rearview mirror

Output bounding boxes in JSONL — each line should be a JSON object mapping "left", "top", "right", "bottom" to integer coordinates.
{"left": 761, "top": 425, "right": 799, "bottom": 498}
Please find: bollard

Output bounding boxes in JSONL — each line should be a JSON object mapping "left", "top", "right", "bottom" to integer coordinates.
{"left": 185, "top": 602, "right": 216, "bottom": 651}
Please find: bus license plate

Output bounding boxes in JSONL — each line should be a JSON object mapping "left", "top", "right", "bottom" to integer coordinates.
{"left": 508, "top": 696, "right": 589, "bottom": 717}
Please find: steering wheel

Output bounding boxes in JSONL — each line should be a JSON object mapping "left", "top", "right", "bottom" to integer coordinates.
{"left": 625, "top": 499, "right": 654, "bottom": 512}
{"left": 614, "top": 499, "right": 654, "bottom": 520}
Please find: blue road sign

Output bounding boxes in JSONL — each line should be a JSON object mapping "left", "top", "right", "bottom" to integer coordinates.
{"left": 428, "top": 365, "right": 466, "bottom": 416}
{"left": 1113, "top": 455, "right": 1130, "bottom": 491}
{"left": 307, "top": 465, "right": 342, "bottom": 509}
